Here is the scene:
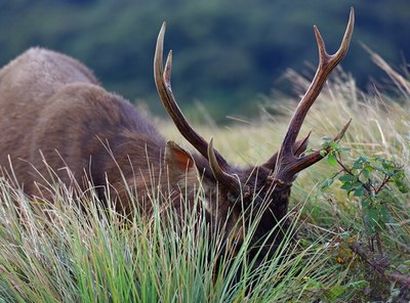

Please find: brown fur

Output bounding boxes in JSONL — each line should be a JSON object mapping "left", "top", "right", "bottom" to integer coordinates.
{"left": 0, "top": 48, "right": 184, "bottom": 212}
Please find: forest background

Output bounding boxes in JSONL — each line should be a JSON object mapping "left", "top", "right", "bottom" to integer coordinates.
{"left": 0, "top": 0, "right": 408, "bottom": 120}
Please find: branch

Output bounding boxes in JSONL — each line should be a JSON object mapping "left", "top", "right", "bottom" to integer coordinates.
{"left": 349, "top": 241, "right": 410, "bottom": 289}
{"left": 375, "top": 176, "right": 391, "bottom": 194}
{"left": 336, "top": 157, "right": 373, "bottom": 193}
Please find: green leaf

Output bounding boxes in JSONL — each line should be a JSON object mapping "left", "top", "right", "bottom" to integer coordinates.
{"left": 339, "top": 175, "right": 356, "bottom": 183}
{"left": 353, "top": 156, "right": 369, "bottom": 169}
{"left": 397, "top": 182, "right": 409, "bottom": 193}
{"left": 362, "top": 167, "right": 372, "bottom": 178}
{"left": 341, "top": 182, "right": 354, "bottom": 191}
{"left": 353, "top": 186, "right": 365, "bottom": 197}
{"left": 327, "top": 154, "right": 337, "bottom": 166}
{"left": 392, "top": 172, "right": 409, "bottom": 193}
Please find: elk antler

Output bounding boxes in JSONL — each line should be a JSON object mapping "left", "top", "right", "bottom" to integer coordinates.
{"left": 207, "top": 138, "right": 239, "bottom": 192}
{"left": 262, "top": 134, "right": 311, "bottom": 170}
{"left": 272, "top": 8, "right": 355, "bottom": 185}
{"left": 154, "top": 23, "right": 238, "bottom": 189}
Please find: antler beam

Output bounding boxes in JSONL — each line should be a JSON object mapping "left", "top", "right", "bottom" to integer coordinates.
{"left": 154, "top": 23, "right": 237, "bottom": 186}
{"left": 272, "top": 8, "right": 355, "bottom": 184}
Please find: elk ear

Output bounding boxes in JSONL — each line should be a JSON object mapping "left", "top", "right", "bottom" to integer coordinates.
{"left": 165, "top": 141, "right": 199, "bottom": 185}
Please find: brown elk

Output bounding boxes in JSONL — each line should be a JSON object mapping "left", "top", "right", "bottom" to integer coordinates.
{"left": 0, "top": 9, "right": 354, "bottom": 257}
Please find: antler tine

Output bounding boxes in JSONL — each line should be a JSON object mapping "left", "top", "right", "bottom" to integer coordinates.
{"left": 207, "top": 138, "right": 239, "bottom": 191}
{"left": 294, "top": 131, "right": 311, "bottom": 157}
{"left": 272, "top": 8, "right": 354, "bottom": 183}
{"left": 154, "top": 22, "right": 229, "bottom": 168}
{"left": 262, "top": 136, "right": 310, "bottom": 170}
{"left": 290, "top": 118, "right": 351, "bottom": 172}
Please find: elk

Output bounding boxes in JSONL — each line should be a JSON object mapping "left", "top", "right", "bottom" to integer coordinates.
{"left": 0, "top": 9, "right": 354, "bottom": 257}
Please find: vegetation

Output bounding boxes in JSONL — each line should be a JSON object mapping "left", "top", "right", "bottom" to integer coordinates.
{"left": 0, "top": 1, "right": 409, "bottom": 120}
{"left": 0, "top": 54, "right": 409, "bottom": 302}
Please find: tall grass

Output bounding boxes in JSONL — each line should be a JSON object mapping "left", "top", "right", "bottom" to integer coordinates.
{"left": 0, "top": 177, "right": 346, "bottom": 302}
{"left": 1, "top": 57, "right": 409, "bottom": 302}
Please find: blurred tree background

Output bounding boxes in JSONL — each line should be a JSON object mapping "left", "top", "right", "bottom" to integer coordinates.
{"left": 0, "top": 0, "right": 408, "bottom": 121}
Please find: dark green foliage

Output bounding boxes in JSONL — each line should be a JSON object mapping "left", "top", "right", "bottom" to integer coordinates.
{"left": 321, "top": 140, "right": 407, "bottom": 239}
{"left": 0, "top": 1, "right": 409, "bottom": 120}
{"left": 319, "top": 140, "right": 409, "bottom": 301}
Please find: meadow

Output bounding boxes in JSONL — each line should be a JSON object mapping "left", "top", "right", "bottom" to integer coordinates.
{"left": 0, "top": 54, "right": 409, "bottom": 302}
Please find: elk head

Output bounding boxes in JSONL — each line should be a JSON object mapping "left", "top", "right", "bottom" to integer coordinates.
{"left": 154, "top": 9, "right": 354, "bottom": 258}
